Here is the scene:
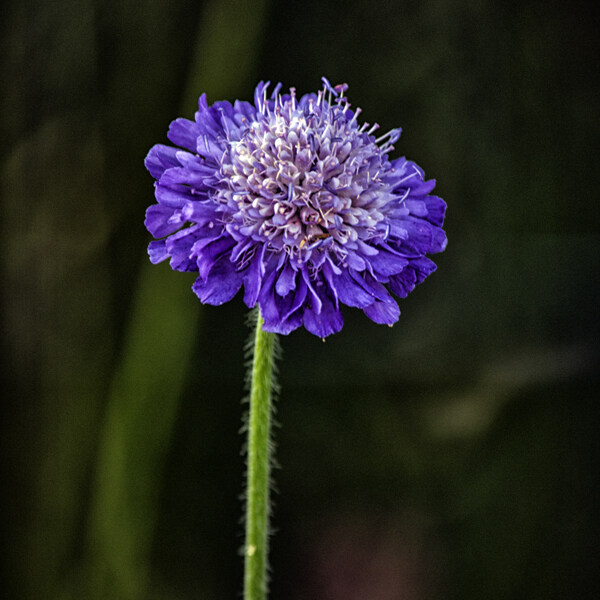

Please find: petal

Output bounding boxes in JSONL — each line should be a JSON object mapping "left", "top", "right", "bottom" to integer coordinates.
{"left": 192, "top": 257, "right": 243, "bottom": 305}
{"left": 389, "top": 220, "right": 443, "bottom": 256}
{"left": 345, "top": 252, "right": 366, "bottom": 271}
{"left": 257, "top": 269, "right": 280, "bottom": 325}
{"left": 196, "top": 236, "right": 235, "bottom": 280}
{"left": 159, "top": 166, "right": 217, "bottom": 189}
{"left": 355, "top": 271, "right": 390, "bottom": 301}
{"left": 411, "top": 257, "right": 438, "bottom": 284}
{"left": 423, "top": 195, "right": 447, "bottom": 226}
{"left": 272, "top": 310, "right": 304, "bottom": 335}
{"left": 196, "top": 134, "right": 226, "bottom": 161}
{"left": 388, "top": 268, "right": 417, "bottom": 298}
{"left": 301, "top": 269, "right": 323, "bottom": 314}
{"left": 320, "top": 261, "right": 340, "bottom": 308}
{"left": 303, "top": 293, "right": 343, "bottom": 338}
{"left": 368, "top": 246, "right": 409, "bottom": 277}
{"left": 262, "top": 308, "right": 304, "bottom": 335}
{"left": 405, "top": 200, "right": 428, "bottom": 217}
{"left": 167, "top": 118, "right": 202, "bottom": 152}
{"left": 148, "top": 240, "right": 168, "bottom": 264}
{"left": 145, "top": 204, "right": 184, "bottom": 238}
{"left": 175, "top": 151, "right": 213, "bottom": 172}
{"left": 165, "top": 226, "right": 204, "bottom": 272}
{"left": 242, "top": 245, "right": 267, "bottom": 307}
{"left": 260, "top": 270, "right": 308, "bottom": 334}
{"left": 262, "top": 280, "right": 306, "bottom": 335}
{"left": 386, "top": 159, "right": 423, "bottom": 190}
{"left": 194, "top": 94, "right": 223, "bottom": 138}
{"left": 275, "top": 261, "right": 297, "bottom": 296}
{"left": 145, "top": 144, "right": 181, "bottom": 179}
{"left": 363, "top": 296, "right": 400, "bottom": 325}
{"left": 430, "top": 226, "right": 448, "bottom": 253}
{"left": 233, "top": 99, "right": 257, "bottom": 125}
{"left": 282, "top": 274, "right": 307, "bottom": 319}
{"left": 155, "top": 184, "right": 192, "bottom": 208}
{"left": 331, "top": 270, "right": 374, "bottom": 308}
{"left": 180, "top": 201, "right": 219, "bottom": 226}
{"left": 356, "top": 240, "right": 379, "bottom": 256}
{"left": 411, "top": 178, "right": 436, "bottom": 196}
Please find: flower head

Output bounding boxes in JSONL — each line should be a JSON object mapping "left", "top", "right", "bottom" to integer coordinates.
{"left": 145, "top": 78, "right": 447, "bottom": 337}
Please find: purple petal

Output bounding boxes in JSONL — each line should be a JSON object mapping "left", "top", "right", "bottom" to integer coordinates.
{"left": 192, "top": 257, "right": 243, "bottom": 305}
{"left": 175, "top": 151, "right": 212, "bottom": 172}
{"left": 356, "top": 240, "right": 379, "bottom": 256}
{"left": 196, "top": 236, "right": 235, "bottom": 280}
{"left": 430, "top": 226, "right": 447, "bottom": 253}
{"left": 180, "top": 201, "right": 219, "bottom": 226}
{"left": 411, "top": 257, "right": 437, "bottom": 284}
{"left": 196, "top": 134, "right": 225, "bottom": 161}
{"left": 423, "top": 196, "right": 446, "bottom": 226}
{"left": 355, "top": 272, "right": 390, "bottom": 301}
{"left": 258, "top": 269, "right": 279, "bottom": 325}
{"left": 167, "top": 118, "right": 202, "bottom": 152}
{"left": 345, "top": 252, "right": 366, "bottom": 271}
{"left": 363, "top": 296, "right": 400, "bottom": 325}
{"left": 282, "top": 275, "right": 307, "bottom": 319}
{"left": 165, "top": 226, "right": 204, "bottom": 272}
{"left": 262, "top": 280, "right": 307, "bottom": 335}
{"left": 389, "top": 220, "right": 444, "bottom": 256}
{"left": 411, "top": 178, "right": 436, "bottom": 196}
{"left": 159, "top": 166, "right": 217, "bottom": 189}
{"left": 386, "top": 159, "right": 423, "bottom": 190}
{"left": 145, "top": 145, "right": 182, "bottom": 179}
{"left": 405, "top": 200, "right": 428, "bottom": 217}
{"left": 243, "top": 245, "right": 266, "bottom": 307}
{"left": 301, "top": 269, "right": 323, "bottom": 314}
{"left": 233, "top": 100, "right": 257, "bottom": 125}
{"left": 275, "top": 261, "right": 297, "bottom": 296}
{"left": 275, "top": 311, "right": 304, "bottom": 335}
{"left": 320, "top": 261, "right": 340, "bottom": 308}
{"left": 155, "top": 184, "right": 192, "bottom": 208}
{"left": 148, "top": 240, "right": 168, "bottom": 264}
{"left": 194, "top": 95, "right": 223, "bottom": 138}
{"left": 368, "top": 246, "right": 409, "bottom": 277}
{"left": 145, "top": 204, "right": 184, "bottom": 238}
{"left": 262, "top": 308, "right": 304, "bottom": 335}
{"left": 260, "top": 269, "right": 308, "bottom": 335}
{"left": 331, "top": 270, "right": 374, "bottom": 308}
{"left": 388, "top": 268, "right": 417, "bottom": 298}
{"left": 303, "top": 294, "right": 343, "bottom": 338}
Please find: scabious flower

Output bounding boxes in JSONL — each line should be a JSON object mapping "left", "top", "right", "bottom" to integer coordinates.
{"left": 145, "top": 78, "right": 447, "bottom": 337}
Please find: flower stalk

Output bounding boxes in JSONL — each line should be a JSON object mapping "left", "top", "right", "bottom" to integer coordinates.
{"left": 244, "top": 310, "right": 277, "bottom": 600}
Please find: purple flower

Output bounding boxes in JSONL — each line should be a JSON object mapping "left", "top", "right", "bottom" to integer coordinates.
{"left": 145, "top": 78, "right": 447, "bottom": 337}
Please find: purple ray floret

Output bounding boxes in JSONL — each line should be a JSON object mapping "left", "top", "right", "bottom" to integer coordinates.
{"left": 144, "top": 78, "right": 447, "bottom": 337}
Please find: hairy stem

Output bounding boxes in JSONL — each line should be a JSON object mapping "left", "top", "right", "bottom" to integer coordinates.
{"left": 244, "top": 310, "right": 277, "bottom": 600}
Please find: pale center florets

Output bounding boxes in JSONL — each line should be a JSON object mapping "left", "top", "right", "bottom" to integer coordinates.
{"left": 218, "top": 87, "right": 400, "bottom": 263}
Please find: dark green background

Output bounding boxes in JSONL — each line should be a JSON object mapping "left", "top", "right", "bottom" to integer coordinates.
{"left": 1, "top": 0, "right": 598, "bottom": 598}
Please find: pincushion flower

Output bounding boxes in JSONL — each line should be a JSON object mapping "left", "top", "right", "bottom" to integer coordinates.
{"left": 145, "top": 78, "right": 447, "bottom": 337}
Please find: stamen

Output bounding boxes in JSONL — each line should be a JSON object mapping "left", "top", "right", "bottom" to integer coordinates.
{"left": 216, "top": 80, "right": 395, "bottom": 269}
{"left": 271, "top": 82, "right": 282, "bottom": 100}
{"left": 350, "top": 107, "right": 362, "bottom": 124}
{"left": 321, "top": 76, "right": 337, "bottom": 96}
{"left": 334, "top": 83, "right": 348, "bottom": 95}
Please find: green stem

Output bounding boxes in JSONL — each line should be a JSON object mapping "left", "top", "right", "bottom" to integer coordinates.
{"left": 244, "top": 310, "right": 277, "bottom": 600}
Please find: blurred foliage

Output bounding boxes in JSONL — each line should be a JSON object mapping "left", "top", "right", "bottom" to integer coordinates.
{"left": 1, "top": 0, "right": 598, "bottom": 599}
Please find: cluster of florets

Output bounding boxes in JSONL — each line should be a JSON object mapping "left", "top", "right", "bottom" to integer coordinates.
{"left": 145, "top": 78, "right": 447, "bottom": 337}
